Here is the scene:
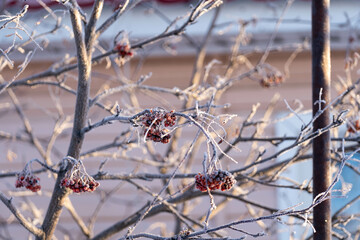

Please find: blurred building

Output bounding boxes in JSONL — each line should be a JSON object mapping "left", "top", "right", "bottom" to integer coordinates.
{"left": 0, "top": 0, "right": 359, "bottom": 239}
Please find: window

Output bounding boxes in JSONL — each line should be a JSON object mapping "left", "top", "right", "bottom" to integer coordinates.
{"left": 275, "top": 112, "right": 360, "bottom": 239}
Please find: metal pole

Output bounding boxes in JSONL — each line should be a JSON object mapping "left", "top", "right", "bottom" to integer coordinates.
{"left": 312, "top": 0, "right": 332, "bottom": 239}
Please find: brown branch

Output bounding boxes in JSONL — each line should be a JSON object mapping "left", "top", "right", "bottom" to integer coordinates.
{"left": 87, "top": 183, "right": 125, "bottom": 237}
{"left": 0, "top": 167, "right": 57, "bottom": 179}
{"left": 0, "top": 1, "right": 221, "bottom": 93}
{"left": 0, "top": 5, "right": 28, "bottom": 31}
{"left": 131, "top": 1, "right": 220, "bottom": 50}
{"left": 182, "top": 167, "right": 347, "bottom": 240}
{"left": 66, "top": 1, "right": 91, "bottom": 158}
{"left": 165, "top": 6, "right": 221, "bottom": 158}
{"left": 332, "top": 194, "right": 360, "bottom": 222}
{"left": 6, "top": 88, "right": 47, "bottom": 159}
{"left": 91, "top": 150, "right": 312, "bottom": 239}
{"left": 0, "top": 7, "right": 228, "bottom": 134}
{"left": 85, "top": 0, "right": 104, "bottom": 55}
{"left": 232, "top": 114, "right": 345, "bottom": 174}
{"left": 94, "top": 0, "right": 131, "bottom": 39}
{"left": 45, "top": 117, "right": 72, "bottom": 168}
{"left": 0, "top": 50, "right": 35, "bottom": 95}
{"left": 0, "top": 191, "right": 44, "bottom": 239}
{"left": 126, "top": 179, "right": 194, "bottom": 231}
{"left": 257, "top": 0, "right": 294, "bottom": 66}
{"left": 90, "top": 189, "right": 194, "bottom": 240}
{"left": 40, "top": 0, "right": 95, "bottom": 238}
{"left": 90, "top": 181, "right": 305, "bottom": 240}
{"left": 0, "top": 130, "right": 30, "bottom": 142}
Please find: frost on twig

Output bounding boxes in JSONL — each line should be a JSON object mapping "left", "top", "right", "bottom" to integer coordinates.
{"left": 1, "top": 1, "right": 360, "bottom": 239}
{"left": 60, "top": 156, "right": 100, "bottom": 193}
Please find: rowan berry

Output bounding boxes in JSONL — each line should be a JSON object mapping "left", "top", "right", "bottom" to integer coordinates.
{"left": 15, "top": 172, "right": 41, "bottom": 192}
{"left": 60, "top": 158, "right": 100, "bottom": 193}
{"left": 260, "top": 73, "right": 283, "bottom": 88}
{"left": 140, "top": 109, "right": 177, "bottom": 144}
{"left": 115, "top": 44, "right": 133, "bottom": 58}
{"left": 195, "top": 170, "right": 236, "bottom": 192}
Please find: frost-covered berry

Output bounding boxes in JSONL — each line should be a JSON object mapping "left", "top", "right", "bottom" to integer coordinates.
{"left": 60, "top": 158, "right": 99, "bottom": 193}
{"left": 115, "top": 44, "right": 133, "bottom": 58}
{"left": 15, "top": 172, "right": 41, "bottom": 192}
{"left": 195, "top": 170, "right": 236, "bottom": 192}
{"left": 140, "top": 109, "right": 177, "bottom": 144}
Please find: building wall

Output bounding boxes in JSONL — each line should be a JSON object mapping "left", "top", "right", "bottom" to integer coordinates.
{"left": 0, "top": 49, "right": 355, "bottom": 239}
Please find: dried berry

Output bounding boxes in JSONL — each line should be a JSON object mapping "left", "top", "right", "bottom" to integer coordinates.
{"left": 347, "top": 119, "right": 360, "bottom": 133}
{"left": 60, "top": 158, "right": 99, "bottom": 193}
{"left": 140, "top": 109, "right": 177, "bottom": 144}
{"left": 61, "top": 176, "right": 99, "bottom": 193}
{"left": 15, "top": 172, "right": 41, "bottom": 192}
{"left": 260, "top": 73, "right": 284, "bottom": 88}
{"left": 195, "top": 170, "right": 236, "bottom": 192}
{"left": 115, "top": 44, "right": 133, "bottom": 58}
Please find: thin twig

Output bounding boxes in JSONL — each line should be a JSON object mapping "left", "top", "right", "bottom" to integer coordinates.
{"left": 0, "top": 191, "right": 44, "bottom": 238}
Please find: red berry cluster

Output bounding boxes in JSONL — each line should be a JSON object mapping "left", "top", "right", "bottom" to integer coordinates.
{"left": 195, "top": 170, "right": 236, "bottom": 192}
{"left": 15, "top": 173, "right": 41, "bottom": 192}
{"left": 260, "top": 73, "right": 284, "bottom": 88}
{"left": 60, "top": 158, "right": 100, "bottom": 193}
{"left": 141, "top": 110, "right": 177, "bottom": 144}
{"left": 61, "top": 177, "right": 99, "bottom": 193}
{"left": 347, "top": 119, "right": 360, "bottom": 133}
{"left": 115, "top": 44, "right": 133, "bottom": 58}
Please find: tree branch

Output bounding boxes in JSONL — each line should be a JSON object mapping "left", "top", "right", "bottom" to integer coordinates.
{"left": 0, "top": 191, "right": 44, "bottom": 239}
{"left": 40, "top": 0, "right": 94, "bottom": 238}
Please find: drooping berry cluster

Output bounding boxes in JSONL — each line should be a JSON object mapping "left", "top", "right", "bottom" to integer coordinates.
{"left": 15, "top": 172, "right": 41, "bottom": 192}
{"left": 260, "top": 73, "right": 284, "bottom": 88}
{"left": 115, "top": 44, "right": 133, "bottom": 58}
{"left": 61, "top": 177, "right": 99, "bottom": 193}
{"left": 141, "top": 109, "right": 177, "bottom": 144}
{"left": 60, "top": 158, "right": 99, "bottom": 193}
{"left": 195, "top": 170, "right": 236, "bottom": 192}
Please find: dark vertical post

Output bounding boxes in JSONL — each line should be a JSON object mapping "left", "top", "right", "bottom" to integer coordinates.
{"left": 312, "top": 0, "right": 331, "bottom": 239}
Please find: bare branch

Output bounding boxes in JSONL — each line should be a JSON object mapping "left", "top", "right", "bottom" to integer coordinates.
{"left": 41, "top": 0, "right": 93, "bottom": 238}
{"left": 0, "top": 191, "right": 44, "bottom": 239}
{"left": 6, "top": 88, "right": 46, "bottom": 159}
{"left": 85, "top": 0, "right": 104, "bottom": 55}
